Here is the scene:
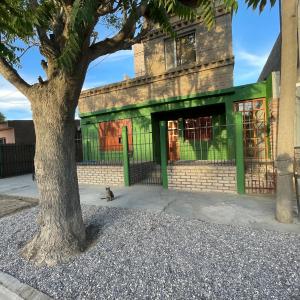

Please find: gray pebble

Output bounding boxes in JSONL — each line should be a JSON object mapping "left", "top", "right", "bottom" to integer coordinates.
{"left": 0, "top": 206, "right": 299, "bottom": 299}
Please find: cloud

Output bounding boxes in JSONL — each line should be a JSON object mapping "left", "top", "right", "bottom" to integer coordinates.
{"left": 235, "top": 49, "right": 269, "bottom": 69}
{"left": 234, "top": 48, "right": 271, "bottom": 85}
{"left": 106, "top": 49, "right": 133, "bottom": 62}
{"left": 89, "top": 49, "right": 133, "bottom": 69}
{"left": 235, "top": 69, "right": 260, "bottom": 81}
{"left": 0, "top": 77, "right": 31, "bottom": 119}
{"left": 82, "top": 80, "right": 108, "bottom": 91}
{"left": 0, "top": 90, "right": 30, "bottom": 110}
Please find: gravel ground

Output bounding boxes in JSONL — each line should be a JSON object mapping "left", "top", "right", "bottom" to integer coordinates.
{"left": 0, "top": 206, "right": 299, "bottom": 300}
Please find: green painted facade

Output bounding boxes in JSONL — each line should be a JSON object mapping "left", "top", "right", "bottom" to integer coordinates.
{"left": 177, "top": 114, "right": 234, "bottom": 161}
{"left": 235, "top": 113, "right": 245, "bottom": 194}
{"left": 80, "top": 81, "right": 269, "bottom": 166}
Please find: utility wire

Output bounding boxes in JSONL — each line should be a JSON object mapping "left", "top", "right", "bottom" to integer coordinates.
{"left": 88, "top": 53, "right": 113, "bottom": 71}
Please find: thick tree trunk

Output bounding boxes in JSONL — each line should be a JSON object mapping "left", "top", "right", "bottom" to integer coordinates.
{"left": 21, "top": 76, "right": 86, "bottom": 266}
{"left": 275, "top": 0, "right": 298, "bottom": 223}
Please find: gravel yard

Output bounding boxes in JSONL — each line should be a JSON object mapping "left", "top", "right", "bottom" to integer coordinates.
{"left": 0, "top": 206, "right": 299, "bottom": 300}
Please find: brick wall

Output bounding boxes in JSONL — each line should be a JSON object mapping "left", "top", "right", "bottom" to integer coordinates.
{"left": 133, "top": 43, "right": 146, "bottom": 77}
{"left": 141, "top": 13, "right": 233, "bottom": 77}
{"left": 167, "top": 164, "right": 236, "bottom": 193}
{"left": 79, "top": 62, "right": 233, "bottom": 113}
{"left": 77, "top": 164, "right": 124, "bottom": 186}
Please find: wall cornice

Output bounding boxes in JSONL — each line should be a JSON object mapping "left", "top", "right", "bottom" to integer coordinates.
{"left": 80, "top": 56, "right": 234, "bottom": 99}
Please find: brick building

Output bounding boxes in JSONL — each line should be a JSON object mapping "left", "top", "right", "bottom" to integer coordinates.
{"left": 0, "top": 121, "right": 35, "bottom": 145}
{"left": 78, "top": 8, "right": 278, "bottom": 195}
{"left": 0, "top": 120, "right": 81, "bottom": 145}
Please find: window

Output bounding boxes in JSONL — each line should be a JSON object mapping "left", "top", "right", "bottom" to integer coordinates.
{"left": 165, "top": 32, "right": 196, "bottom": 70}
{"left": 98, "top": 119, "right": 132, "bottom": 151}
{"left": 0, "top": 138, "right": 6, "bottom": 145}
{"left": 184, "top": 117, "right": 212, "bottom": 141}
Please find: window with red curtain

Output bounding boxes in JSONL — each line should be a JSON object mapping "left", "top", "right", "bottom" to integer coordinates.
{"left": 99, "top": 119, "right": 132, "bottom": 151}
{"left": 184, "top": 116, "right": 212, "bottom": 141}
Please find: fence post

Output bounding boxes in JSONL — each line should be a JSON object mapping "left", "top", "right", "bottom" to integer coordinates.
{"left": 122, "top": 126, "right": 130, "bottom": 186}
{"left": 235, "top": 112, "right": 245, "bottom": 194}
{"left": 225, "top": 100, "right": 235, "bottom": 160}
{"left": 160, "top": 121, "right": 168, "bottom": 189}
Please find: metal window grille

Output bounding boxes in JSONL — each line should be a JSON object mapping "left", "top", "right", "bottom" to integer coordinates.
{"left": 234, "top": 98, "right": 276, "bottom": 194}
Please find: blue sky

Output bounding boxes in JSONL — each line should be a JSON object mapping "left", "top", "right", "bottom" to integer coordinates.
{"left": 0, "top": 1, "right": 280, "bottom": 120}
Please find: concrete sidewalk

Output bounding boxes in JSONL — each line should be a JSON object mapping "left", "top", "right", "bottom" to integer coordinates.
{"left": 0, "top": 174, "right": 299, "bottom": 233}
{"left": 0, "top": 175, "right": 299, "bottom": 299}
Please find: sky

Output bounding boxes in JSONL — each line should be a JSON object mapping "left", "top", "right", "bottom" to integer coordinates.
{"left": 0, "top": 0, "right": 280, "bottom": 120}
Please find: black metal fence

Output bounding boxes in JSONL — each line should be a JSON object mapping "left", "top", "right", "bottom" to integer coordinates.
{"left": 128, "top": 130, "right": 162, "bottom": 185}
{"left": 76, "top": 131, "right": 123, "bottom": 165}
{"left": 0, "top": 144, "right": 35, "bottom": 178}
{"left": 76, "top": 129, "right": 162, "bottom": 185}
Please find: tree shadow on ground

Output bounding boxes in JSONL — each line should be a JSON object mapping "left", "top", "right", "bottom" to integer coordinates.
{"left": 84, "top": 206, "right": 134, "bottom": 250}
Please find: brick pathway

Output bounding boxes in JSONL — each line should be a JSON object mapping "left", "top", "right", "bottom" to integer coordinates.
{"left": 0, "top": 195, "right": 38, "bottom": 218}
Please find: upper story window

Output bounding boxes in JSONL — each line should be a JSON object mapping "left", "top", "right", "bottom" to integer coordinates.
{"left": 164, "top": 32, "right": 196, "bottom": 70}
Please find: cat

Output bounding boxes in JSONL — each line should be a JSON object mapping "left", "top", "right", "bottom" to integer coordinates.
{"left": 101, "top": 187, "right": 114, "bottom": 201}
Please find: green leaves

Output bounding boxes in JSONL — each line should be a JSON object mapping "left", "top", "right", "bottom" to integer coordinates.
{"left": 1, "top": 0, "right": 274, "bottom": 74}
{"left": 0, "top": 0, "right": 55, "bottom": 64}
{"left": 147, "top": 0, "right": 239, "bottom": 36}
{"left": 0, "top": 112, "right": 5, "bottom": 122}
{"left": 57, "top": 0, "right": 100, "bottom": 72}
{"left": 245, "top": 0, "right": 277, "bottom": 12}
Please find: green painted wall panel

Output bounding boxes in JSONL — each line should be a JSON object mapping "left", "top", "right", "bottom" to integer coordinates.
{"left": 131, "top": 117, "right": 153, "bottom": 162}
{"left": 178, "top": 114, "right": 232, "bottom": 161}
{"left": 81, "top": 123, "right": 100, "bottom": 162}
{"left": 122, "top": 126, "right": 130, "bottom": 186}
{"left": 80, "top": 81, "right": 267, "bottom": 164}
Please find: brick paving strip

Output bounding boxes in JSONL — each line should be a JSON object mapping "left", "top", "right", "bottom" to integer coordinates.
{"left": 0, "top": 271, "right": 52, "bottom": 300}
{"left": 0, "top": 194, "right": 38, "bottom": 218}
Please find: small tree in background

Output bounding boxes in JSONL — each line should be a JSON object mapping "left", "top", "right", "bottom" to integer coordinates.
{"left": 0, "top": 112, "right": 5, "bottom": 122}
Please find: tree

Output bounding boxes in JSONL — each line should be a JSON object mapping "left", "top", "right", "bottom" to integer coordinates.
{"left": 245, "top": 0, "right": 298, "bottom": 223}
{"left": 274, "top": 0, "right": 298, "bottom": 223}
{"left": 0, "top": 112, "right": 5, "bottom": 122}
{"left": 0, "top": 0, "right": 237, "bottom": 265}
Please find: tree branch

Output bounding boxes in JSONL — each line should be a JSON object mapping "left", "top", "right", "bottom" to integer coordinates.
{"left": 29, "top": 0, "right": 60, "bottom": 59}
{"left": 36, "top": 28, "right": 59, "bottom": 59}
{"left": 0, "top": 57, "right": 32, "bottom": 96}
{"left": 97, "top": 0, "right": 121, "bottom": 16}
{"left": 88, "top": 2, "right": 147, "bottom": 62}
